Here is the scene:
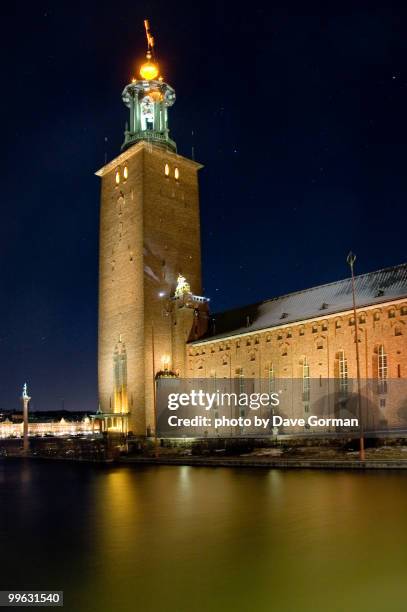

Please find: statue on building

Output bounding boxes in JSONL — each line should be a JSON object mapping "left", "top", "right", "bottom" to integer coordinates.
{"left": 175, "top": 274, "right": 191, "bottom": 297}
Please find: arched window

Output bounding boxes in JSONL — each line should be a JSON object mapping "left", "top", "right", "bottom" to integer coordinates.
{"left": 316, "top": 336, "right": 324, "bottom": 350}
{"left": 280, "top": 343, "right": 288, "bottom": 357}
{"left": 115, "top": 169, "right": 120, "bottom": 184}
{"left": 123, "top": 165, "right": 128, "bottom": 180}
{"left": 164, "top": 163, "right": 170, "bottom": 176}
{"left": 174, "top": 167, "right": 179, "bottom": 180}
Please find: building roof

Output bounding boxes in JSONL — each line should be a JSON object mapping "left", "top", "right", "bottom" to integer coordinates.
{"left": 193, "top": 263, "right": 407, "bottom": 343}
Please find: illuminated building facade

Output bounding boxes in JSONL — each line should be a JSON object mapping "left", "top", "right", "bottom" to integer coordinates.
{"left": 97, "top": 24, "right": 406, "bottom": 436}
{"left": 97, "top": 22, "right": 208, "bottom": 435}
{"left": 0, "top": 416, "right": 93, "bottom": 439}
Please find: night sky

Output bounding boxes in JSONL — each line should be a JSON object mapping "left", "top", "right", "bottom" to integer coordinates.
{"left": 1, "top": 2, "right": 406, "bottom": 411}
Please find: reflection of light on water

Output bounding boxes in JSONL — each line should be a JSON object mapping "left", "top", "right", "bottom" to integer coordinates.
{"left": 102, "top": 469, "right": 139, "bottom": 524}
{"left": 268, "top": 469, "right": 283, "bottom": 488}
{"left": 178, "top": 465, "right": 191, "bottom": 488}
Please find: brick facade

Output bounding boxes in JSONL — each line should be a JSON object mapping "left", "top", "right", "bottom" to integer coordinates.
{"left": 187, "top": 300, "right": 406, "bottom": 381}
{"left": 97, "top": 142, "right": 203, "bottom": 435}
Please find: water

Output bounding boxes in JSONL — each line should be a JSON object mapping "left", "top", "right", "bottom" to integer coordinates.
{"left": 1, "top": 460, "right": 407, "bottom": 612}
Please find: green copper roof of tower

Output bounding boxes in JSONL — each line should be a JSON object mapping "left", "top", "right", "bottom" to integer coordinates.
{"left": 121, "top": 78, "right": 177, "bottom": 152}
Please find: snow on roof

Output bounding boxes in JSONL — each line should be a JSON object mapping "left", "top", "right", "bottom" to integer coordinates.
{"left": 194, "top": 263, "right": 407, "bottom": 343}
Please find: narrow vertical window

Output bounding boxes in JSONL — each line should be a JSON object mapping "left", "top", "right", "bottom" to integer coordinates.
{"left": 164, "top": 163, "right": 170, "bottom": 176}
{"left": 174, "top": 167, "right": 179, "bottom": 180}
{"left": 338, "top": 350, "right": 348, "bottom": 395}
{"left": 378, "top": 345, "right": 388, "bottom": 394}
{"left": 210, "top": 370, "right": 217, "bottom": 393}
{"left": 123, "top": 166, "right": 128, "bottom": 180}
{"left": 302, "top": 358, "right": 310, "bottom": 403}
{"left": 268, "top": 364, "right": 275, "bottom": 394}
{"left": 236, "top": 368, "right": 245, "bottom": 394}
{"left": 115, "top": 169, "right": 120, "bottom": 184}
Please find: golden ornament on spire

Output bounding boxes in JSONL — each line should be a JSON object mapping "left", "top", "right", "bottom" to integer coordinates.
{"left": 139, "top": 19, "right": 159, "bottom": 80}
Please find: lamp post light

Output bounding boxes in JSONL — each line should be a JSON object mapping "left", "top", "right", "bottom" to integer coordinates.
{"left": 347, "top": 252, "right": 365, "bottom": 461}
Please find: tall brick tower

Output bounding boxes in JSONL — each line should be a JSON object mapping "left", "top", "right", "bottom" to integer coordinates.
{"left": 96, "top": 22, "right": 206, "bottom": 435}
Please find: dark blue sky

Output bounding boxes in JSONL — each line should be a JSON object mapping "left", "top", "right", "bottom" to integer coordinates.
{"left": 0, "top": 1, "right": 406, "bottom": 411}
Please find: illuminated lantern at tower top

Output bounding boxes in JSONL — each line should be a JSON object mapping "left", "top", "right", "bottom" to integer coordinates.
{"left": 121, "top": 20, "right": 176, "bottom": 152}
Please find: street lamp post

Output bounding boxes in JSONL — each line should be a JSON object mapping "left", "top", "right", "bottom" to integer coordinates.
{"left": 347, "top": 252, "right": 365, "bottom": 461}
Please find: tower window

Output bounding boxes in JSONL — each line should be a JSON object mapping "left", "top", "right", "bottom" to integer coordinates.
{"left": 123, "top": 166, "right": 128, "bottom": 180}
{"left": 164, "top": 163, "right": 170, "bottom": 176}
{"left": 115, "top": 169, "right": 120, "bottom": 184}
{"left": 174, "top": 167, "right": 179, "bottom": 180}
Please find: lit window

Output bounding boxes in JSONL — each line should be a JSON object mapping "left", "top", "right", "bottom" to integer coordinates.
{"left": 123, "top": 166, "right": 128, "bottom": 180}
{"left": 174, "top": 167, "right": 179, "bottom": 180}
{"left": 115, "top": 169, "right": 120, "bottom": 184}
{"left": 378, "top": 345, "right": 388, "bottom": 394}
{"left": 164, "top": 163, "right": 170, "bottom": 176}
{"left": 338, "top": 350, "right": 348, "bottom": 394}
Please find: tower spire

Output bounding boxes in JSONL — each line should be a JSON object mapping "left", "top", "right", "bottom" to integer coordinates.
{"left": 144, "top": 19, "right": 155, "bottom": 54}
{"left": 121, "top": 20, "right": 176, "bottom": 152}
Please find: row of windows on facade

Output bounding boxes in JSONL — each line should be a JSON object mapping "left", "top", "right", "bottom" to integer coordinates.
{"left": 191, "top": 313, "right": 406, "bottom": 357}
{"left": 203, "top": 346, "right": 394, "bottom": 386}
{"left": 164, "top": 163, "right": 179, "bottom": 180}
{"left": 115, "top": 163, "right": 180, "bottom": 183}
{"left": 115, "top": 165, "right": 129, "bottom": 185}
